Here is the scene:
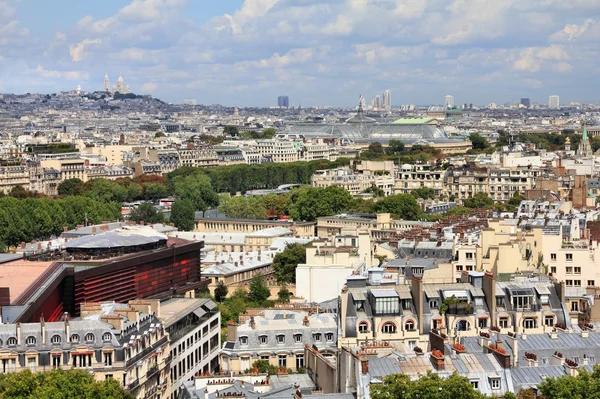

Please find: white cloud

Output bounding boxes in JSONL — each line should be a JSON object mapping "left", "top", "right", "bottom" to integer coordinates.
{"left": 141, "top": 82, "right": 158, "bottom": 93}
{"left": 553, "top": 62, "right": 573, "bottom": 73}
{"left": 69, "top": 39, "right": 101, "bottom": 62}
{"left": 34, "top": 65, "right": 89, "bottom": 81}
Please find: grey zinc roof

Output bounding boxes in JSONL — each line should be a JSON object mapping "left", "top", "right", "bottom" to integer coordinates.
{"left": 64, "top": 230, "right": 166, "bottom": 249}
{"left": 368, "top": 357, "right": 401, "bottom": 378}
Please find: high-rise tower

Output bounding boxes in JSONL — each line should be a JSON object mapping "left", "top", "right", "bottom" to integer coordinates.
{"left": 445, "top": 95, "right": 454, "bottom": 108}
{"left": 383, "top": 90, "right": 392, "bottom": 111}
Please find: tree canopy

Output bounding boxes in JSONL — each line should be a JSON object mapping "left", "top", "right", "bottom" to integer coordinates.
{"left": 371, "top": 372, "right": 487, "bottom": 399}
{"left": 57, "top": 178, "right": 84, "bottom": 196}
{"left": 248, "top": 274, "right": 271, "bottom": 303}
{"left": 536, "top": 365, "right": 600, "bottom": 399}
{"left": 272, "top": 243, "right": 308, "bottom": 284}
{"left": 469, "top": 133, "right": 490, "bottom": 150}
{"left": 170, "top": 199, "right": 196, "bottom": 231}
{"left": 220, "top": 196, "right": 267, "bottom": 219}
{"left": 128, "top": 203, "right": 164, "bottom": 224}
{"left": 0, "top": 369, "right": 133, "bottom": 399}
{"left": 463, "top": 192, "right": 494, "bottom": 209}
{"left": 377, "top": 194, "right": 422, "bottom": 220}
{"left": 287, "top": 186, "right": 353, "bottom": 222}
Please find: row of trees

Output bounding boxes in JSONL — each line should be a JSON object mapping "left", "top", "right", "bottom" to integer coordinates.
{"left": 370, "top": 367, "right": 600, "bottom": 399}
{"left": 0, "top": 197, "right": 121, "bottom": 247}
{"left": 359, "top": 141, "right": 443, "bottom": 164}
{"left": 0, "top": 369, "right": 132, "bottom": 398}
{"left": 218, "top": 185, "right": 424, "bottom": 223}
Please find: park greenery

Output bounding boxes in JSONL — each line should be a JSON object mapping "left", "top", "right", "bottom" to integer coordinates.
{"left": 0, "top": 368, "right": 133, "bottom": 399}
{"left": 272, "top": 243, "right": 308, "bottom": 284}
{"left": 359, "top": 141, "right": 443, "bottom": 164}
{"left": 216, "top": 275, "right": 275, "bottom": 329}
{"left": 371, "top": 372, "right": 486, "bottom": 399}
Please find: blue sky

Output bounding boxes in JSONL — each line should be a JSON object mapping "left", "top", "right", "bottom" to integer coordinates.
{"left": 1, "top": 0, "right": 600, "bottom": 106}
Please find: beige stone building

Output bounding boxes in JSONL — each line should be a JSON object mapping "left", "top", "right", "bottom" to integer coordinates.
{"left": 40, "top": 158, "right": 87, "bottom": 182}
{"left": 394, "top": 163, "right": 446, "bottom": 197}
{"left": 311, "top": 167, "right": 394, "bottom": 197}
{"left": 0, "top": 165, "right": 29, "bottom": 194}
{"left": 195, "top": 217, "right": 315, "bottom": 238}
{"left": 316, "top": 213, "right": 434, "bottom": 240}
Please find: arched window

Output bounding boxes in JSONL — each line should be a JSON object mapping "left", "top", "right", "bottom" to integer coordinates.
{"left": 358, "top": 321, "right": 369, "bottom": 333}
{"left": 457, "top": 320, "right": 470, "bottom": 332}
{"left": 382, "top": 322, "right": 397, "bottom": 334}
{"left": 405, "top": 320, "right": 415, "bottom": 331}
{"left": 26, "top": 336, "right": 36, "bottom": 346}
{"left": 7, "top": 337, "right": 17, "bottom": 346}
{"left": 85, "top": 333, "right": 95, "bottom": 343}
{"left": 70, "top": 334, "right": 80, "bottom": 343}
{"left": 51, "top": 335, "right": 61, "bottom": 345}
{"left": 102, "top": 333, "right": 112, "bottom": 342}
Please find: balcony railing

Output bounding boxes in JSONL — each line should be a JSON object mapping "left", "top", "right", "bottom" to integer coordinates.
{"left": 126, "top": 335, "right": 168, "bottom": 368}
{"left": 128, "top": 379, "right": 140, "bottom": 391}
{"left": 146, "top": 365, "right": 159, "bottom": 380}
{"left": 446, "top": 303, "right": 473, "bottom": 315}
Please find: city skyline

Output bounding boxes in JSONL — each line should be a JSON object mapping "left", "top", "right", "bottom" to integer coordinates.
{"left": 1, "top": 0, "right": 599, "bottom": 106}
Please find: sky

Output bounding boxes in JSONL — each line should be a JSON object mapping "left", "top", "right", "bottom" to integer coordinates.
{"left": 1, "top": 0, "right": 600, "bottom": 106}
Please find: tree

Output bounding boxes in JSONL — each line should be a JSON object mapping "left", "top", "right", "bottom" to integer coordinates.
{"left": 251, "top": 360, "right": 278, "bottom": 375}
{"left": 463, "top": 192, "right": 494, "bottom": 209}
{"left": 272, "top": 243, "right": 308, "bottom": 284}
{"left": 507, "top": 191, "right": 524, "bottom": 209}
{"left": 58, "top": 178, "right": 85, "bottom": 196}
{"left": 469, "top": 133, "right": 489, "bottom": 150}
{"left": 83, "top": 179, "right": 128, "bottom": 203}
{"left": 223, "top": 125, "right": 239, "bottom": 136}
{"left": 220, "top": 196, "right": 267, "bottom": 219}
{"left": 360, "top": 142, "right": 385, "bottom": 159}
{"left": 172, "top": 173, "right": 219, "bottom": 213}
{"left": 129, "top": 203, "right": 165, "bottom": 224}
{"left": 0, "top": 368, "right": 133, "bottom": 399}
{"left": 214, "top": 280, "right": 229, "bottom": 302}
{"left": 277, "top": 286, "right": 292, "bottom": 303}
{"left": 377, "top": 194, "right": 422, "bottom": 220}
{"left": 371, "top": 372, "right": 486, "bottom": 399}
{"left": 537, "top": 365, "right": 600, "bottom": 399}
{"left": 386, "top": 139, "right": 405, "bottom": 155}
{"left": 410, "top": 187, "right": 436, "bottom": 200}
{"left": 9, "top": 186, "right": 30, "bottom": 199}
{"left": 154, "top": 132, "right": 166, "bottom": 138}
{"left": 144, "top": 183, "right": 170, "bottom": 201}
{"left": 287, "top": 186, "right": 353, "bottom": 222}
{"left": 170, "top": 199, "right": 196, "bottom": 231}
{"left": 248, "top": 274, "right": 271, "bottom": 304}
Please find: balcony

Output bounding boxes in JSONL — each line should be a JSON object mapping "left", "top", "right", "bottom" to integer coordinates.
{"left": 145, "top": 385, "right": 158, "bottom": 398}
{"left": 126, "top": 335, "right": 168, "bottom": 368}
{"left": 146, "top": 365, "right": 159, "bottom": 380}
{"left": 128, "top": 379, "right": 140, "bottom": 391}
{"left": 445, "top": 303, "right": 473, "bottom": 315}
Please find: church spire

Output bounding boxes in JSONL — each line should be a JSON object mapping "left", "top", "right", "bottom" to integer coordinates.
{"left": 583, "top": 121, "right": 588, "bottom": 142}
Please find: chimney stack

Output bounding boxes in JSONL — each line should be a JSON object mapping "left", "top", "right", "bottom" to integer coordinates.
{"left": 249, "top": 316, "right": 255, "bottom": 329}
{"left": 360, "top": 355, "right": 369, "bottom": 375}
{"left": 16, "top": 322, "right": 21, "bottom": 345}
{"left": 40, "top": 314, "right": 46, "bottom": 345}
{"left": 303, "top": 316, "right": 309, "bottom": 327}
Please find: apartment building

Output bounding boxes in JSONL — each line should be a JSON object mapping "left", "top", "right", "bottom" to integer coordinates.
{"left": 0, "top": 165, "right": 29, "bottom": 194}
{"left": 0, "top": 299, "right": 171, "bottom": 399}
{"left": 157, "top": 298, "right": 220, "bottom": 399}
{"left": 339, "top": 270, "right": 568, "bottom": 347}
{"left": 254, "top": 140, "right": 300, "bottom": 163}
{"left": 311, "top": 167, "right": 394, "bottom": 197}
{"left": 28, "top": 164, "right": 61, "bottom": 196}
{"left": 445, "top": 164, "right": 489, "bottom": 201}
{"left": 177, "top": 149, "right": 219, "bottom": 168}
{"left": 316, "top": 213, "right": 434, "bottom": 240}
{"left": 220, "top": 309, "right": 337, "bottom": 373}
{"left": 195, "top": 217, "right": 315, "bottom": 238}
{"left": 394, "top": 164, "right": 446, "bottom": 197}
{"left": 40, "top": 158, "right": 87, "bottom": 182}
{"left": 488, "top": 169, "right": 539, "bottom": 202}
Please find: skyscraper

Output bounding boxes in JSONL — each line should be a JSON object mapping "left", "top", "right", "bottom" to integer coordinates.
{"left": 383, "top": 90, "right": 392, "bottom": 111}
{"left": 444, "top": 95, "right": 454, "bottom": 108}
{"left": 549, "top": 95, "right": 560, "bottom": 109}
{"left": 520, "top": 98, "right": 531, "bottom": 108}
{"left": 278, "top": 96, "right": 289, "bottom": 108}
{"left": 374, "top": 95, "right": 382, "bottom": 110}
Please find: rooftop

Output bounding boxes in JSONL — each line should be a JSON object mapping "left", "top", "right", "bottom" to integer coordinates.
{"left": 0, "top": 259, "right": 56, "bottom": 303}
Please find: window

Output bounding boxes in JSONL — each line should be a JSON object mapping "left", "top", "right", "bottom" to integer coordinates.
{"left": 102, "top": 333, "right": 112, "bottom": 342}
{"left": 52, "top": 354, "right": 61, "bottom": 368}
{"left": 260, "top": 355, "right": 269, "bottom": 361}
{"left": 382, "top": 322, "right": 397, "bottom": 334}
{"left": 85, "top": 333, "right": 95, "bottom": 343}
{"left": 550, "top": 253, "right": 556, "bottom": 261}
{"left": 325, "top": 333, "right": 334, "bottom": 342}
{"left": 478, "top": 318, "right": 488, "bottom": 329}
{"left": 313, "top": 333, "right": 322, "bottom": 342}
{"left": 239, "top": 337, "right": 248, "bottom": 345}
{"left": 588, "top": 280, "right": 595, "bottom": 287}
{"left": 544, "top": 316, "right": 554, "bottom": 327}
{"left": 524, "top": 318, "right": 536, "bottom": 329}
{"left": 574, "top": 280, "right": 581, "bottom": 287}
{"left": 496, "top": 297, "right": 505, "bottom": 307}
{"left": 429, "top": 300, "right": 439, "bottom": 309}
{"left": 296, "top": 354, "right": 304, "bottom": 369}
{"left": 27, "top": 357, "right": 36, "bottom": 371}
{"left": 259, "top": 336, "right": 267, "bottom": 345}
{"left": 70, "top": 334, "right": 80, "bottom": 343}
{"left": 466, "top": 253, "right": 474, "bottom": 260}
{"left": 26, "top": 336, "right": 36, "bottom": 346}
{"left": 551, "top": 267, "right": 556, "bottom": 274}
{"left": 574, "top": 267, "right": 581, "bottom": 274}
{"left": 566, "top": 253, "right": 573, "bottom": 262}
{"left": 456, "top": 265, "right": 463, "bottom": 272}
{"left": 278, "top": 355, "right": 287, "bottom": 368}
{"left": 294, "top": 334, "right": 302, "bottom": 343}
{"left": 7, "top": 337, "right": 16, "bottom": 347}
{"left": 566, "top": 280, "right": 573, "bottom": 287}
{"left": 499, "top": 317, "right": 509, "bottom": 329}
{"left": 404, "top": 320, "right": 415, "bottom": 331}
{"left": 51, "top": 335, "right": 61, "bottom": 345}
{"left": 104, "top": 352, "right": 113, "bottom": 366}
{"left": 276, "top": 335, "right": 285, "bottom": 344}
{"left": 566, "top": 267, "right": 573, "bottom": 274}
{"left": 374, "top": 296, "right": 400, "bottom": 314}
{"left": 471, "top": 381, "right": 479, "bottom": 389}
{"left": 358, "top": 322, "right": 369, "bottom": 333}
{"left": 571, "top": 301, "right": 579, "bottom": 312}
{"left": 490, "top": 378, "right": 500, "bottom": 390}
{"left": 105, "top": 374, "right": 113, "bottom": 380}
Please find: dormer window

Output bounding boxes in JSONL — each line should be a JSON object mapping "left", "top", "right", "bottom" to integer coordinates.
{"left": 382, "top": 322, "right": 397, "bottom": 334}
{"left": 358, "top": 321, "right": 369, "bottom": 333}
{"left": 102, "top": 333, "right": 112, "bottom": 342}
{"left": 70, "top": 334, "right": 80, "bottom": 343}
{"left": 294, "top": 334, "right": 302, "bottom": 343}
{"left": 276, "top": 335, "right": 285, "bottom": 344}
{"left": 7, "top": 337, "right": 17, "bottom": 347}
{"left": 259, "top": 335, "right": 267, "bottom": 345}
{"left": 26, "top": 336, "right": 36, "bottom": 346}
{"left": 240, "top": 336, "right": 248, "bottom": 345}
{"left": 405, "top": 320, "right": 415, "bottom": 331}
{"left": 313, "top": 333, "right": 322, "bottom": 342}
{"left": 85, "top": 333, "right": 95, "bottom": 343}
{"left": 51, "top": 335, "right": 61, "bottom": 345}
{"left": 325, "top": 333, "right": 334, "bottom": 342}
